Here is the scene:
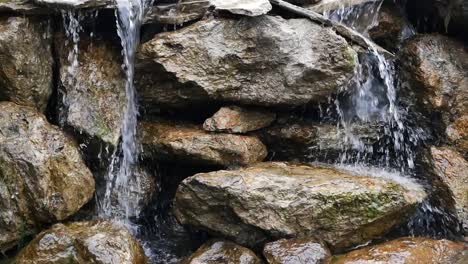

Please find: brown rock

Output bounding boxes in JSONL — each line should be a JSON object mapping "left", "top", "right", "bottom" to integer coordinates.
{"left": 0, "top": 16, "right": 53, "bottom": 112}
{"left": 430, "top": 146, "right": 468, "bottom": 234}
{"left": 0, "top": 102, "right": 95, "bottom": 252}
{"left": 15, "top": 221, "right": 148, "bottom": 264}
{"left": 446, "top": 115, "right": 468, "bottom": 156}
{"left": 204, "top": 106, "right": 276, "bottom": 133}
{"left": 263, "top": 238, "right": 331, "bottom": 264}
{"left": 333, "top": 237, "right": 467, "bottom": 264}
{"left": 144, "top": 0, "right": 210, "bottom": 25}
{"left": 182, "top": 240, "right": 262, "bottom": 264}
{"left": 139, "top": 120, "right": 267, "bottom": 166}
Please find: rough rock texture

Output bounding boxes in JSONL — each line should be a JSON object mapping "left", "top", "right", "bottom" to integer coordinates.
{"left": 136, "top": 15, "right": 357, "bottom": 107}
{"left": 333, "top": 237, "right": 467, "bottom": 264}
{"left": 401, "top": 34, "right": 468, "bottom": 154}
{"left": 368, "top": 4, "right": 413, "bottom": 51}
{"left": 0, "top": 102, "right": 95, "bottom": 252}
{"left": 144, "top": 0, "right": 210, "bottom": 25}
{"left": 430, "top": 146, "right": 468, "bottom": 234}
{"left": 446, "top": 114, "right": 468, "bottom": 156}
{"left": 181, "top": 240, "right": 262, "bottom": 264}
{"left": 211, "top": 0, "right": 272, "bottom": 16}
{"left": 307, "top": 0, "right": 376, "bottom": 13}
{"left": 263, "top": 238, "right": 331, "bottom": 264}
{"left": 139, "top": 120, "right": 267, "bottom": 166}
{"left": 0, "top": 16, "right": 53, "bottom": 112}
{"left": 256, "top": 117, "right": 382, "bottom": 161}
{"left": 204, "top": 106, "right": 276, "bottom": 133}
{"left": 57, "top": 37, "right": 125, "bottom": 147}
{"left": 174, "top": 162, "right": 426, "bottom": 249}
{"left": 15, "top": 221, "right": 148, "bottom": 264}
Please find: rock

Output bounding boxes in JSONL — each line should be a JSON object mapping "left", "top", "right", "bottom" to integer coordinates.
{"left": 430, "top": 146, "right": 468, "bottom": 234}
{"left": 204, "top": 106, "right": 276, "bottom": 133}
{"left": 15, "top": 221, "right": 148, "bottom": 264}
{"left": 0, "top": 16, "right": 53, "bottom": 112}
{"left": 174, "top": 162, "right": 426, "bottom": 249}
{"left": 307, "top": 0, "right": 377, "bottom": 14}
{"left": 139, "top": 120, "right": 267, "bottom": 166}
{"left": 0, "top": 0, "right": 50, "bottom": 14}
{"left": 263, "top": 238, "right": 331, "bottom": 264}
{"left": 211, "top": 0, "right": 272, "bottom": 16}
{"left": 136, "top": 15, "right": 357, "bottom": 107}
{"left": 333, "top": 237, "right": 467, "bottom": 264}
{"left": 446, "top": 115, "right": 468, "bottom": 156}
{"left": 0, "top": 102, "right": 95, "bottom": 252}
{"left": 368, "top": 4, "right": 414, "bottom": 51}
{"left": 255, "top": 117, "right": 382, "bottom": 161}
{"left": 181, "top": 240, "right": 262, "bottom": 264}
{"left": 57, "top": 37, "right": 125, "bottom": 147}
{"left": 401, "top": 34, "right": 468, "bottom": 154}
{"left": 33, "top": 0, "right": 113, "bottom": 9}
{"left": 144, "top": 0, "right": 210, "bottom": 25}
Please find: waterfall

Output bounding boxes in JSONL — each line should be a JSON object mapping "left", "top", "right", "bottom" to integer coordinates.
{"left": 99, "top": 0, "right": 152, "bottom": 223}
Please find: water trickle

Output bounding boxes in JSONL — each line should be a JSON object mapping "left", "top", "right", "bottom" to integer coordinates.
{"left": 99, "top": 0, "right": 153, "bottom": 223}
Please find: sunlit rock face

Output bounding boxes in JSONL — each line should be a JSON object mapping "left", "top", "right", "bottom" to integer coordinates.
{"left": 15, "top": 221, "right": 148, "bottom": 264}
{"left": 430, "top": 146, "right": 468, "bottom": 235}
{"left": 139, "top": 119, "right": 267, "bottom": 167}
{"left": 333, "top": 237, "right": 467, "bottom": 264}
{"left": 263, "top": 238, "right": 331, "bottom": 264}
{"left": 0, "top": 102, "right": 95, "bottom": 252}
{"left": 174, "top": 162, "right": 426, "bottom": 250}
{"left": 56, "top": 36, "right": 126, "bottom": 148}
{"left": 210, "top": 0, "right": 272, "bottom": 16}
{"left": 0, "top": 16, "right": 53, "bottom": 112}
{"left": 181, "top": 240, "right": 262, "bottom": 264}
{"left": 136, "top": 15, "right": 357, "bottom": 108}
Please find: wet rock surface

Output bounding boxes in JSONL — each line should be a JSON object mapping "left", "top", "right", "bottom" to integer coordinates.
{"left": 0, "top": 102, "right": 95, "bottom": 252}
{"left": 263, "top": 238, "right": 331, "bottom": 264}
{"left": 0, "top": 0, "right": 49, "bottom": 14}
{"left": 333, "top": 237, "right": 467, "bottom": 264}
{"left": 430, "top": 146, "right": 468, "bottom": 235}
{"left": 204, "top": 105, "right": 276, "bottom": 133}
{"left": 181, "top": 240, "right": 262, "bottom": 264}
{"left": 144, "top": 0, "right": 210, "bottom": 25}
{"left": 136, "top": 15, "right": 357, "bottom": 107}
{"left": 33, "top": 0, "right": 113, "bottom": 9}
{"left": 15, "top": 221, "right": 148, "bottom": 264}
{"left": 0, "top": 16, "right": 53, "bottom": 112}
{"left": 139, "top": 120, "right": 267, "bottom": 166}
{"left": 174, "top": 162, "right": 426, "bottom": 249}
{"left": 57, "top": 37, "right": 125, "bottom": 147}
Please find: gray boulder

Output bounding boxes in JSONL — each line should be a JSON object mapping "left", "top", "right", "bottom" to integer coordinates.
{"left": 263, "top": 238, "right": 331, "bottom": 264}
{"left": 136, "top": 15, "right": 357, "bottom": 108}
{"left": 174, "top": 162, "right": 426, "bottom": 250}
{"left": 204, "top": 105, "right": 276, "bottom": 133}
{"left": 182, "top": 240, "right": 262, "bottom": 264}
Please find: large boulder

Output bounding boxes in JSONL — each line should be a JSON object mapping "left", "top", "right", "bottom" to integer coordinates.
{"left": 401, "top": 34, "right": 468, "bottom": 154}
{"left": 136, "top": 15, "right": 357, "bottom": 108}
{"left": 430, "top": 146, "right": 468, "bottom": 235}
{"left": 0, "top": 0, "right": 49, "bottom": 14}
{"left": 0, "top": 102, "right": 95, "bottom": 251}
{"left": 15, "top": 221, "right": 148, "bottom": 264}
{"left": 139, "top": 120, "right": 267, "bottom": 166}
{"left": 57, "top": 37, "right": 125, "bottom": 148}
{"left": 174, "top": 162, "right": 426, "bottom": 250}
{"left": 0, "top": 16, "right": 53, "bottom": 112}
{"left": 181, "top": 240, "right": 262, "bottom": 264}
{"left": 263, "top": 238, "right": 331, "bottom": 264}
{"left": 204, "top": 105, "right": 276, "bottom": 133}
{"left": 333, "top": 237, "right": 467, "bottom": 264}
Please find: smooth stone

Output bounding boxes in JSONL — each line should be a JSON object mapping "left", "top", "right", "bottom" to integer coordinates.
{"left": 181, "top": 240, "right": 262, "bottom": 264}
{"left": 211, "top": 0, "right": 272, "bottom": 16}
{"left": 263, "top": 238, "right": 331, "bottom": 264}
